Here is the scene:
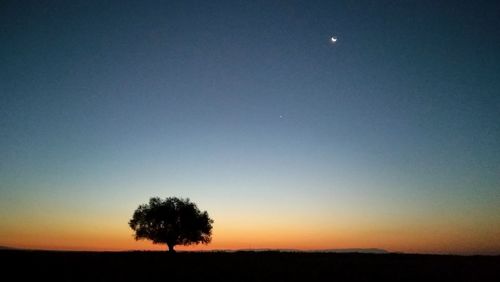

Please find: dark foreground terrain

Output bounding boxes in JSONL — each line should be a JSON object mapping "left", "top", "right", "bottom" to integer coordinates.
{"left": 1, "top": 250, "right": 499, "bottom": 281}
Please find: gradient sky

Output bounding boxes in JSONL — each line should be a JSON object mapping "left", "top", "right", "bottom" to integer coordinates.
{"left": 1, "top": 0, "right": 499, "bottom": 254}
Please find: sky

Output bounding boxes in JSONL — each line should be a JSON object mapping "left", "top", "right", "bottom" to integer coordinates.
{"left": 0, "top": 0, "right": 499, "bottom": 254}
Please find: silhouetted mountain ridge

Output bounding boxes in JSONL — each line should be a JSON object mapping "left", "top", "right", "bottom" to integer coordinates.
{"left": 0, "top": 246, "right": 18, "bottom": 250}
{"left": 0, "top": 245, "right": 388, "bottom": 254}
{"left": 216, "top": 248, "right": 389, "bottom": 254}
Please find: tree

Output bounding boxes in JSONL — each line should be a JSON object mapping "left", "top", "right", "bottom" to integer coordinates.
{"left": 129, "top": 197, "right": 214, "bottom": 252}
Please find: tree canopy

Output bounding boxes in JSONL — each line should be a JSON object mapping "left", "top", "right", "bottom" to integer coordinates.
{"left": 129, "top": 197, "right": 213, "bottom": 252}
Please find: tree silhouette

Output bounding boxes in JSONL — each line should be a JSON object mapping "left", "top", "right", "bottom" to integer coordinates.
{"left": 129, "top": 197, "right": 214, "bottom": 252}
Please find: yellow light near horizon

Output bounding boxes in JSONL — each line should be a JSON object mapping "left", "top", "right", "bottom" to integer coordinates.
{"left": 3, "top": 225, "right": 499, "bottom": 254}
{"left": 1, "top": 206, "right": 500, "bottom": 254}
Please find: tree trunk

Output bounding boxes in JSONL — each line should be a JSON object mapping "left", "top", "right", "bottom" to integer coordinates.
{"left": 167, "top": 244, "right": 175, "bottom": 253}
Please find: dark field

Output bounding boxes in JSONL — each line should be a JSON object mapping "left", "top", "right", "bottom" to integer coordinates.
{"left": 1, "top": 250, "right": 499, "bottom": 281}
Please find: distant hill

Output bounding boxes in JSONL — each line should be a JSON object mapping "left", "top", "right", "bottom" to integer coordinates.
{"left": 0, "top": 246, "right": 18, "bottom": 250}
{"left": 0, "top": 246, "right": 389, "bottom": 254}
{"left": 220, "top": 248, "right": 389, "bottom": 254}
{"left": 312, "top": 248, "right": 389, "bottom": 254}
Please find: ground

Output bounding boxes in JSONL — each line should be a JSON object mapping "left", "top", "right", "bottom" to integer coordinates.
{"left": 1, "top": 250, "right": 499, "bottom": 281}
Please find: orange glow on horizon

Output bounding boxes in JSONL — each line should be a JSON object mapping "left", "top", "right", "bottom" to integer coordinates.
{"left": 2, "top": 199, "right": 499, "bottom": 255}
{"left": 2, "top": 218, "right": 499, "bottom": 255}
